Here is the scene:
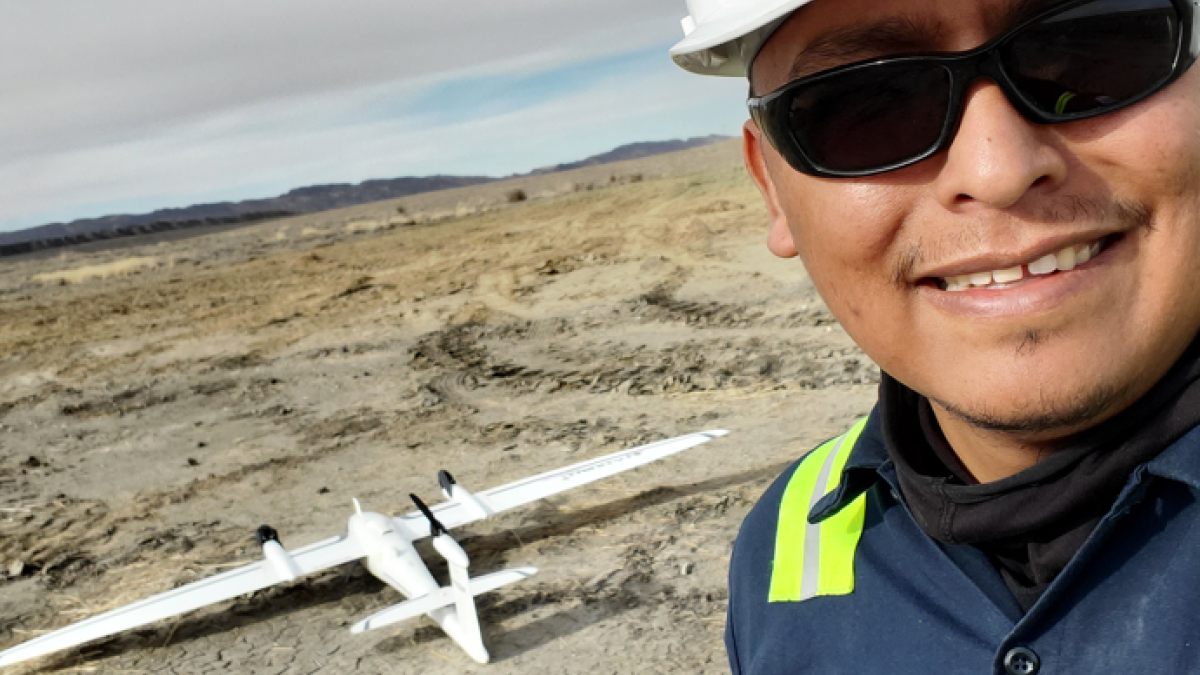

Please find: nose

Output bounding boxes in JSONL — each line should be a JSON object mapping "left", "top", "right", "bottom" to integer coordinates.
{"left": 932, "top": 81, "right": 1068, "bottom": 210}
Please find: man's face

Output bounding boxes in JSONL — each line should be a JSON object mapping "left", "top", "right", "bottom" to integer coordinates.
{"left": 747, "top": 0, "right": 1200, "bottom": 438}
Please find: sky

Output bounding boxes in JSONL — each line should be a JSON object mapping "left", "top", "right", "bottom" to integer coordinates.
{"left": 0, "top": 1, "right": 748, "bottom": 233}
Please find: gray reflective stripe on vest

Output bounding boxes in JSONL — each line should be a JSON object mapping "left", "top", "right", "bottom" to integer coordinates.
{"left": 799, "top": 432, "right": 850, "bottom": 599}
{"left": 769, "top": 418, "right": 869, "bottom": 603}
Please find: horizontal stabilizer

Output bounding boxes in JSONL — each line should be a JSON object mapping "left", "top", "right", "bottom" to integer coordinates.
{"left": 468, "top": 566, "right": 537, "bottom": 597}
{"left": 350, "top": 566, "right": 537, "bottom": 635}
{"left": 397, "top": 430, "right": 728, "bottom": 534}
{"left": 351, "top": 588, "right": 454, "bottom": 634}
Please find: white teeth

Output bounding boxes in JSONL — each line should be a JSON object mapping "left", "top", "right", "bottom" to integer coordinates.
{"left": 939, "top": 239, "right": 1105, "bottom": 290}
{"left": 969, "top": 271, "right": 993, "bottom": 286}
{"left": 1028, "top": 253, "right": 1058, "bottom": 275}
{"left": 992, "top": 266, "right": 1023, "bottom": 284}
{"left": 1056, "top": 247, "right": 1077, "bottom": 271}
{"left": 944, "top": 274, "right": 971, "bottom": 290}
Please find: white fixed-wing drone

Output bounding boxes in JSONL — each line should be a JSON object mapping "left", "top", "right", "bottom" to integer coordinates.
{"left": 0, "top": 430, "right": 726, "bottom": 668}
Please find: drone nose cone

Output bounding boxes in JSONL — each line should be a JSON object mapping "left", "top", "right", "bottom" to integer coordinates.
{"left": 703, "top": 429, "right": 730, "bottom": 438}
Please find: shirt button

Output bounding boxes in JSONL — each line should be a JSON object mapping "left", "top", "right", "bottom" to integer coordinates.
{"left": 1004, "top": 647, "right": 1040, "bottom": 675}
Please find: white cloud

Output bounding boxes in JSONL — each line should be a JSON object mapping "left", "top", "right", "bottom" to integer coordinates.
{"left": 0, "top": 1, "right": 748, "bottom": 231}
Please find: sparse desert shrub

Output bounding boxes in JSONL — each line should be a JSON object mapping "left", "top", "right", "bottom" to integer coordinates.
{"left": 506, "top": 189, "right": 527, "bottom": 203}
{"left": 396, "top": 205, "right": 407, "bottom": 215}
{"left": 629, "top": 173, "right": 644, "bottom": 183}
{"left": 345, "top": 219, "right": 383, "bottom": 234}
{"left": 31, "top": 256, "right": 160, "bottom": 285}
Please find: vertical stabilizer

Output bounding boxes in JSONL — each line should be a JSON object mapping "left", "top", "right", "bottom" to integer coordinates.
{"left": 431, "top": 534, "right": 488, "bottom": 663}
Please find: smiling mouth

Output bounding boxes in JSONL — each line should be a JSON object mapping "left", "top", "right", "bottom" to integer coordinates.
{"left": 933, "top": 235, "right": 1117, "bottom": 291}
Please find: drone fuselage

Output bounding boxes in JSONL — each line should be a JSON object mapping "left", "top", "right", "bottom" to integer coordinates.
{"left": 348, "top": 510, "right": 437, "bottom": 596}
{"left": 346, "top": 509, "right": 487, "bottom": 661}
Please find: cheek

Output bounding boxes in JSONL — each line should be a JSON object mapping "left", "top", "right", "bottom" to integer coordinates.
{"left": 1091, "top": 93, "right": 1200, "bottom": 307}
{"left": 1065, "top": 78, "right": 1200, "bottom": 194}
{"left": 770, "top": 158, "right": 917, "bottom": 325}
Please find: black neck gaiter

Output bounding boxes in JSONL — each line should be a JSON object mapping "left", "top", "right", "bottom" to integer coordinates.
{"left": 881, "top": 336, "right": 1200, "bottom": 612}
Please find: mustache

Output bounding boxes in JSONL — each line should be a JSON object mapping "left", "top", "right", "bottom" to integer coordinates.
{"left": 891, "top": 196, "right": 1153, "bottom": 286}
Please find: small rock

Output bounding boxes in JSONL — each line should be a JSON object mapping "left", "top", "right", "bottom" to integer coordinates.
{"left": 681, "top": 563, "right": 693, "bottom": 576}
{"left": 8, "top": 560, "right": 24, "bottom": 577}
{"left": 197, "top": 442, "right": 207, "bottom": 448}
{"left": 318, "top": 487, "right": 330, "bottom": 494}
{"left": 22, "top": 456, "right": 42, "bottom": 468}
{"left": 187, "top": 458, "right": 200, "bottom": 466}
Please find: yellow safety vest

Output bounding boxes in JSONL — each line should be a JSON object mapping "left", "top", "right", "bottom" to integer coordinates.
{"left": 769, "top": 418, "right": 869, "bottom": 603}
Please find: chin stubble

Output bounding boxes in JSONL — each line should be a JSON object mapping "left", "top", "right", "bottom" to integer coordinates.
{"left": 932, "top": 380, "right": 1133, "bottom": 435}
{"left": 919, "top": 197, "right": 1153, "bottom": 434}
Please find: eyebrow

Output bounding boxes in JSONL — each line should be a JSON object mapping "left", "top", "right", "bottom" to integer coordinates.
{"left": 985, "top": 0, "right": 1069, "bottom": 30}
{"left": 784, "top": 0, "right": 1069, "bottom": 82}
{"left": 785, "top": 15, "right": 943, "bottom": 82}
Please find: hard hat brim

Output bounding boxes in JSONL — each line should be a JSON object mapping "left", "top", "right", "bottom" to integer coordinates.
{"left": 669, "top": 0, "right": 817, "bottom": 77}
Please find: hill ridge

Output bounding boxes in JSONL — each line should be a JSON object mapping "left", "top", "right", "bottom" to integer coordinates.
{"left": 0, "top": 135, "right": 729, "bottom": 255}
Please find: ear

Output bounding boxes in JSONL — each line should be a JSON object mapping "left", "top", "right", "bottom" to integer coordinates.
{"left": 742, "top": 120, "right": 798, "bottom": 258}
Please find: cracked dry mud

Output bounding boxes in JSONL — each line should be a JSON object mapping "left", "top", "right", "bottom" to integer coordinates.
{"left": 0, "top": 141, "right": 876, "bottom": 674}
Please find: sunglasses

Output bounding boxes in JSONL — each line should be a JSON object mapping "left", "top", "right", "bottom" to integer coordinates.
{"left": 748, "top": 0, "right": 1200, "bottom": 178}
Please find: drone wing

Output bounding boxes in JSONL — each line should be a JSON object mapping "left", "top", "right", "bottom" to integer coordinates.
{"left": 0, "top": 534, "right": 365, "bottom": 668}
{"left": 397, "top": 429, "right": 727, "bottom": 534}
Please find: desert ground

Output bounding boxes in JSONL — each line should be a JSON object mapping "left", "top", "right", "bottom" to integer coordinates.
{"left": 0, "top": 140, "right": 878, "bottom": 674}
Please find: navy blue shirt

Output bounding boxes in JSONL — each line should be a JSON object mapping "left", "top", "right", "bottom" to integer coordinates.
{"left": 726, "top": 410, "right": 1200, "bottom": 674}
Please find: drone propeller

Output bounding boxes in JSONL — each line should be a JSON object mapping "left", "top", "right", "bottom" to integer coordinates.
{"left": 409, "top": 493, "right": 448, "bottom": 537}
{"left": 438, "top": 469, "right": 456, "bottom": 496}
{"left": 255, "top": 525, "right": 280, "bottom": 547}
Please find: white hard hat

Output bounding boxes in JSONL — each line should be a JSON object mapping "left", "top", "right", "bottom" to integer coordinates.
{"left": 669, "top": 0, "right": 818, "bottom": 77}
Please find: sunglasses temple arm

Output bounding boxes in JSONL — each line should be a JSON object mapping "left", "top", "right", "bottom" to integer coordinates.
{"left": 1191, "top": 0, "right": 1200, "bottom": 61}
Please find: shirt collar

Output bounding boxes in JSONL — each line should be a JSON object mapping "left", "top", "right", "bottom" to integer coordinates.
{"left": 809, "top": 409, "right": 888, "bottom": 523}
{"left": 1146, "top": 423, "right": 1200, "bottom": 491}
{"left": 809, "top": 400, "right": 1200, "bottom": 525}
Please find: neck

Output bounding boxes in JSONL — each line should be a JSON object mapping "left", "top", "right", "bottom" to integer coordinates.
{"left": 930, "top": 403, "right": 1064, "bottom": 483}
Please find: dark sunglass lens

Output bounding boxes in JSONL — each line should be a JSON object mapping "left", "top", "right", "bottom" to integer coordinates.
{"left": 788, "top": 63, "right": 952, "bottom": 173}
{"left": 1003, "top": 0, "right": 1179, "bottom": 116}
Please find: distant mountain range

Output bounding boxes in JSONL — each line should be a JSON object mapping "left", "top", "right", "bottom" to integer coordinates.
{"left": 0, "top": 135, "right": 729, "bottom": 256}
{"left": 529, "top": 136, "right": 729, "bottom": 174}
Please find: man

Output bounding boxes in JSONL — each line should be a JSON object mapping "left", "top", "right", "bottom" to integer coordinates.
{"left": 671, "top": 0, "right": 1200, "bottom": 672}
